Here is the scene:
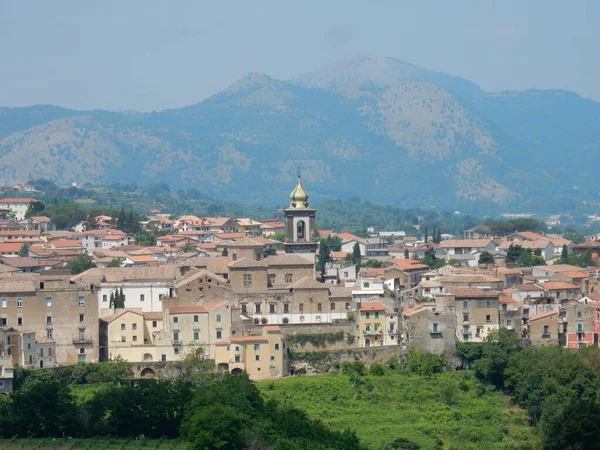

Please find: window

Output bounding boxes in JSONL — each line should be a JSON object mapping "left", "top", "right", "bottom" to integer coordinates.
{"left": 268, "top": 274, "right": 276, "bottom": 285}
{"left": 193, "top": 331, "right": 199, "bottom": 340}
{"left": 1, "top": 299, "right": 6, "bottom": 309}
{"left": 132, "top": 323, "right": 137, "bottom": 330}
{"left": 283, "top": 303, "right": 289, "bottom": 313}
{"left": 29, "top": 355, "right": 32, "bottom": 364}
{"left": 366, "top": 312, "right": 370, "bottom": 319}
{"left": 0, "top": 318, "right": 6, "bottom": 326}
{"left": 463, "top": 334, "right": 470, "bottom": 341}
{"left": 269, "top": 304, "right": 275, "bottom": 313}
{"left": 285, "top": 273, "right": 293, "bottom": 283}
{"left": 121, "top": 323, "right": 126, "bottom": 331}
{"left": 432, "top": 323, "right": 439, "bottom": 333}
{"left": 366, "top": 324, "right": 371, "bottom": 332}
{"left": 577, "top": 323, "right": 583, "bottom": 332}
{"left": 173, "top": 316, "right": 179, "bottom": 324}
{"left": 46, "top": 329, "right": 53, "bottom": 340}
{"left": 46, "top": 297, "right": 52, "bottom": 307}
{"left": 296, "top": 220, "right": 305, "bottom": 240}
{"left": 502, "top": 304, "right": 507, "bottom": 311}
{"left": 78, "top": 297, "right": 85, "bottom": 306}
{"left": 17, "top": 298, "right": 23, "bottom": 308}
{"left": 330, "top": 302, "right": 335, "bottom": 311}
{"left": 364, "top": 282, "right": 370, "bottom": 288}
{"left": 299, "top": 303, "right": 304, "bottom": 312}
{"left": 543, "top": 325, "right": 550, "bottom": 336}
{"left": 255, "top": 303, "right": 261, "bottom": 314}
{"left": 46, "top": 316, "right": 52, "bottom": 325}
{"left": 140, "top": 294, "right": 145, "bottom": 302}
{"left": 241, "top": 304, "right": 247, "bottom": 314}
{"left": 254, "top": 344, "right": 260, "bottom": 351}
{"left": 463, "top": 300, "right": 468, "bottom": 309}
{"left": 121, "top": 336, "right": 126, "bottom": 342}
{"left": 463, "top": 314, "right": 469, "bottom": 323}
{"left": 375, "top": 312, "right": 380, "bottom": 319}
{"left": 132, "top": 335, "right": 138, "bottom": 342}
{"left": 102, "top": 295, "right": 107, "bottom": 303}
{"left": 577, "top": 311, "right": 582, "bottom": 318}
{"left": 344, "top": 271, "right": 349, "bottom": 277}
{"left": 216, "top": 330, "right": 222, "bottom": 339}
{"left": 506, "top": 320, "right": 512, "bottom": 327}
{"left": 216, "top": 314, "right": 222, "bottom": 322}
{"left": 271, "top": 356, "right": 275, "bottom": 361}
{"left": 255, "top": 355, "right": 260, "bottom": 361}
{"left": 374, "top": 324, "right": 379, "bottom": 331}
{"left": 173, "top": 331, "right": 179, "bottom": 342}
{"left": 485, "top": 315, "right": 491, "bottom": 323}
{"left": 243, "top": 273, "right": 253, "bottom": 288}
{"left": 152, "top": 320, "right": 157, "bottom": 328}
{"left": 317, "top": 303, "right": 322, "bottom": 312}
{"left": 193, "top": 315, "right": 199, "bottom": 323}
{"left": 17, "top": 317, "right": 22, "bottom": 326}
{"left": 275, "top": 343, "right": 279, "bottom": 350}
{"left": 27, "top": 343, "right": 31, "bottom": 350}
{"left": 79, "top": 314, "right": 85, "bottom": 323}
{"left": 234, "top": 355, "right": 240, "bottom": 363}
{"left": 161, "top": 354, "right": 167, "bottom": 361}
{"left": 485, "top": 299, "right": 491, "bottom": 308}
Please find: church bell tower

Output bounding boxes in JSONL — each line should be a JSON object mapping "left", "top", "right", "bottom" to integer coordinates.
{"left": 284, "top": 175, "right": 318, "bottom": 262}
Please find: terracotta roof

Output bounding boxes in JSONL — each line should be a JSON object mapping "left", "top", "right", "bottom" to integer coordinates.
{"left": 330, "top": 251, "right": 350, "bottom": 259}
{"left": 499, "top": 296, "right": 517, "bottom": 304}
{"left": 360, "top": 301, "right": 385, "bottom": 311}
{"left": 102, "top": 309, "right": 144, "bottom": 323}
{"left": 560, "top": 271, "right": 589, "bottom": 279}
{"left": 508, "top": 284, "right": 545, "bottom": 292}
{"left": 336, "top": 232, "right": 362, "bottom": 242}
{"left": 318, "top": 230, "right": 333, "bottom": 237}
{"left": 585, "top": 294, "right": 600, "bottom": 302}
{"left": 0, "top": 198, "right": 36, "bottom": 203}
{"left": 213, "top": 232, "right": 247, "bottom": 240}
{"left": 0, "top": 257, "right": 60, "bottom": 268}
{"left": 127, "top": 255, "right": 157, "bottom": 263}
{"left": 440, "top": 274, "right": 502, "bottom": 283}
{"left": 498, "top": 239, "right": 551, "bottom": 250}
{"left": 551, "top": 238, "right": 573, "bottom": 247}
{"left": 227, "top": 258, "right": 268, "bottom": 268}
{"left": 541, "top": 281, "right": 578, "bottom": 290}
{"left": 0, "top": 243, "right": 24, "bottom": 253}
{"left": 225, "top": 237, "right": 265, "bottom": 248}
{"left": 168, "top": 301, "right": 229, "bottom": 314}
{"left": 328, "top": 285, "right": 354, "bottom": 298}
{"left": 529, "top": 310, "right": 558, "bottom": 322}
{"left": 103, "top": 235, "right": 126, "bottom": 241}
{"left": 82, "top": 229, "right": 125, "bottom": 236}
{"left": 265, "top": 325, "right": 281, "bottom": 332}
{"left": 403, "top": 305, "right": 426, "bottom": 316}
{"left": 445, "top": 287, "right": 499, "bottom": 298}
{"left": 263, "top": 254, "right": 314, "bottom": 266}
{"left": 392, "top": 259, "right": 429, "bottom": 271}
{"left": 509, "top": 231, "right": 546, "bottom": 241}
{"left": 0, "top": 230, "right": 41, "bottom": 237}
{"left": 174, "top": 269, "right": 229, "bottom": 288}
{"left": 230, "top": 336, "right": 269, "bottom": 343}
{"left": 50, "top": 240, "right": 81, "bottom": 248}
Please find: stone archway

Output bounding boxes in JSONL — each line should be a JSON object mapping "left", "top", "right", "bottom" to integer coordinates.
{"left": 140, "top": 367, "right": 156, "bottom": 378}
{"left": 365, "top": 338, "right": 371, "bottom": 348}
{"left": 231, "top": 368, "right": 243, "bottom": 375}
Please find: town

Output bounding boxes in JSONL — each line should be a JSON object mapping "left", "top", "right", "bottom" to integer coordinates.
{"left": 1, "top": 175, "right": 600, "bottom": 394}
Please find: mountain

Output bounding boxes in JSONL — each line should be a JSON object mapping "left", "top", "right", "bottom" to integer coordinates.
{"left": 1, "top": 55, "right": 600, "bottom": 214}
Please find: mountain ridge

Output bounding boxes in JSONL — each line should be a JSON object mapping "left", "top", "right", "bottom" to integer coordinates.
{"left": 1, "top": 55, "right": 599, "bottom": 214}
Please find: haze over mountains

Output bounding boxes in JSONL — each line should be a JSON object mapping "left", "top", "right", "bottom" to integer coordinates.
{"left": 1, "top": 55, "right": 599, "bottom": 214}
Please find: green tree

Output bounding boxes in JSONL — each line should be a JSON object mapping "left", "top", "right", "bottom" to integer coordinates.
{"left": 106, "top": 258, "right": 121, "bottom": 268}
{"left": 423, "top": 226, "right": 428, "bottom": 243}
{"left": 478, "top": 251, "right": 495, "bottom": 265}
{"left": 136, "top": 229, "right": 157, "bottom": 246}
{"left": 222, "top": 247, "right": 229, "bottom": 256}
{"left": 540, "top": 397, "right": 600, "bottom": 450}
{"left": 18, "top": 242, "right": 30, "bottom": 257}
{"left": 325, "top": 235, "right": 343, "bottom": 252}
{"left": 24, "top": 200, "right": 45, "bottom": 218}
{"left": 264, "top": 247, "right": 276, "bottom": 256}
{"left": 316, "top": 240, "right": 331, "bottom": 274}
{"left": 404, "top": 248, "right": 409, "bottom": 259}
{"left": 506, "top": 244, "right": 524, "bottom": 264}
{"left": 473, "top": 328, "right": 521, "bottom": 387}
{"left": 67, "top": 254, "right": 95, "bottom": 274}
{"left": 420, "top": 247, "right": 443, "bottom": 269}
{"left": 560, "top": 244, "right": 569, "bottom": 263}
{"left": 181, "top": 243, "right": 198, "bottom": 253}
{"left": 269, "top": 232, "right": 286, "bottom": 242}
{"left": 118, "top": 287, "right": 125, "bottom": 308}
{"left": 352, "top": 242, "right": 362, "bottom": 265}
{"left": 109, "top": 291, "right": 116, "bottom": 310}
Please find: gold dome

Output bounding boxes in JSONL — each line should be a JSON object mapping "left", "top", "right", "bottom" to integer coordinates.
{"left": 289, "top": 174, "right": 309, "bottom": 208}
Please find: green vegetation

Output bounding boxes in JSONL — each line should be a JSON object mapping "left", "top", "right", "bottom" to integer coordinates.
{"left": 460, "top": 329, "right": 600, "bottom": 450}
{"left": 478, "top": 250, "right": 495, "bottom": 265}
{"left": 287, "top": 331, "right": 346, "bottom": 348}
{"left": 483, "top": 218, "right": 546, "bottom": 235}
{"left": 505, "top": 245, "right": 546, "bottom": 267}
{"left": 66, "top": 254, "right": 95, "bottom": 274}
{"left": 258, "top": 369, "right": 538, "bottom": 449}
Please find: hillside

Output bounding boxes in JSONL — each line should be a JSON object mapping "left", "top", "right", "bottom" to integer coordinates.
{"left": 2, "top": 55, "right": 600, "bottom": 213}
{"left": 258, "top": 371, "right": 539, "bottom": 449}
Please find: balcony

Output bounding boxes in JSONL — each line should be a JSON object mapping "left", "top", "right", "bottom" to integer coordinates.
{"left": 72, "top": 335, "right": 93, "bottom": 344}
{"left": 172, "top": 339, "right": 183, "bottom": 345}
{"left": 364, "top": 329, "right": 382, "bottom": 335}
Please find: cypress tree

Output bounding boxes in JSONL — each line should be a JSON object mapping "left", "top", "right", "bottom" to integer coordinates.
{"left": 352, "top": 242, "right": 362, "bottom": 266}
{"left": 119, "top": 287, "right": 125, "bottom": 308}
{"left": 561, "top": 244, "right": 568, "bottom": 264}
{"left": 109, "top": 292, "right": 115, "bottom": 310}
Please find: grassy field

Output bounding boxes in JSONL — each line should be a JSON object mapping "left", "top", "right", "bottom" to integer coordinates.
{"left": 0, "top": 438, "right": 187, "bottom": 450}
{"left": 258, "top": 371, "right": 540, "bottom": 450}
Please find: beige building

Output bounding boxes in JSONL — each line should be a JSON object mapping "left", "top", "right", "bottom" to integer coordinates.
{"left": 234, "top": 219, "right": 263, "bottom": 237}
{"left": 447, "top": 287, "right": 500, "bottom": 342}
{"left": 358, "top": 301, "right": 395, "bottom": 348}
{"left": 0, "top": 275, "right": 99, "bottom": 365}
{"left": 215, "top": 325, "right": 288, "bottom": 380}
{"left": 100, "top": 301, "right": 231, "bottom": 362}
{"left": 527, "top": 310, "right": 559, "bottom": 346}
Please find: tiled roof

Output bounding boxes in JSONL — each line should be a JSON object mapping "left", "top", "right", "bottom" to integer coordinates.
{"left": 499, "top": 296, "right": 517, "bottom": 303}
{"left": 0, "top": 279, "right": 36, "bottom": 293}
{"left": 360, "top": 301, "right": 385, "bottom": 311}
{"left": 227, "top": 258, "right": 268, "bottom": 268}
{"left": 541, "top": 281, "right": 578, "bottom": 290}
{"left": 574, "top": 240, "right": 600, "bottom": 249}
{"left": 290, "top": 276, "right": 328, "bottom": 290}
{"left": 392, "top": 259, "right": 429, "bottom": 271}
{"left": 102, "top": 309, "right": 144, "bottom": 323}
{"left": 263, "top": 254, "right": 314, "bottom": 266}
{"left": 440, "top": 239, "right": 492, "bottom": 248}
{"left": 403, "top": 305, "right": 426, "bottom": 316}
{"left": 0, "top": 198, "right": 36, "bottom": 203}
{"left": 529, "top": 310, "right": 558, "bottom": 322}
{"left": 445, "top": 287, "right": 499, "bottom": 298}
{"left": 168, "top": 301, "right": 229, "bottom": 314}
{"left": 225, "top": 237, "right": 265, "bottom": 248}
{"left": 328, "top": 285, "right": 354, "bottom": 298}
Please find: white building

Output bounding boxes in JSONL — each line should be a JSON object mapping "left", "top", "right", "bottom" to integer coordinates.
{"left": 0, "top": 198, "right": 38, "bottom": 221}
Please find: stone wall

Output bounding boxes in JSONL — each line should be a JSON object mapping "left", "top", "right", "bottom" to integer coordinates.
{"left": 290, "top": 346, "right": 406, "bottom": 374}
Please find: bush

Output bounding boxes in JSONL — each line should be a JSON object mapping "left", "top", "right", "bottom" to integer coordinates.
{"left": 369, "top": 363, "right": 385, "bottom": 376}
{"left": 406, "top": 349, "right": 445, "bottom": 376}
{"left": 342, "top": 361, "right": 366, "bottom": 376}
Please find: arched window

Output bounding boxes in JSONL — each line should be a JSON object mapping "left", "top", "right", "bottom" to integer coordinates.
{"left": 282, "top": 317, "right": 289, "bottom": 324}
{"left": 79, "top": 348, "right": 85, "bottom": 354}
{"left": 297, "top": 220, "right": 305, "bottom": 240}
{"left": 261, "top": 318, "right": 268, "bottom": 325}
{"left": 143, "top": 353, "right": 153, "bottom": 362}
{"left": 254, "top": 318, "right": 259, "bottom": 325}
{"left": 285, "top": 273, "right": 293, "bottom": 283}
{"left": 268, "top": 274, "right": 276, "bottom": 286}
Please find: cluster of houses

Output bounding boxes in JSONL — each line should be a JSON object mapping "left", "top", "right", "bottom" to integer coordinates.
{"left": 2, "top": 181, "right": 600, "bottom": 393}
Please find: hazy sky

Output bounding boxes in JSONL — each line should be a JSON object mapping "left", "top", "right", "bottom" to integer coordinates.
{"left": 1, "top": 0, "right": 598, "bottom": 111}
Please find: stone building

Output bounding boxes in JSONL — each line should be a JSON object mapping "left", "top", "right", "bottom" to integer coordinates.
{"left": 0, "top": 275, "right": 99, "bottom": 365}
{"left": 283, "top": 176, "right": 318, "bottom": 262}
{"left": 447, "top": 287, "right": 500, "bottom": 342}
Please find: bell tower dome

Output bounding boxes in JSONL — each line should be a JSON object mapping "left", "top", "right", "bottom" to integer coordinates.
{"left": 284, "top": 175, "right": 318, "bottom": 262}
